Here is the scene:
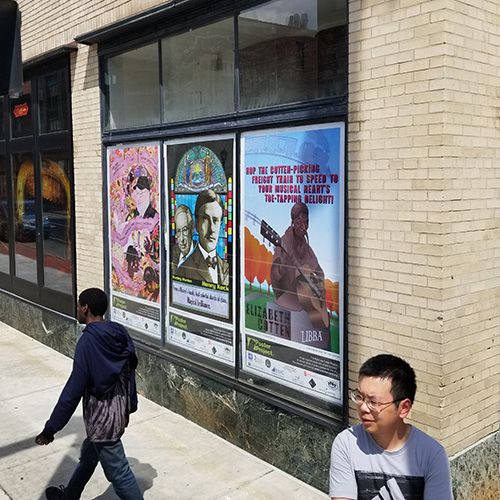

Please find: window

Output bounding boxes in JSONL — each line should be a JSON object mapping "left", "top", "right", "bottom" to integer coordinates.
{"left": 100, "top": 0, "right": 348, "bottom": 418}
{"left": 13, "top": 152, "right": 37, "bottom": 283}
{"left": 238, "top": 0, "right": 347, "bottom": 110}
{"left": 162, "top": 18, "right": 234, "bottom": 122}
{"left": 38, "top": 69, "right": 69, "bottom": 133}
{"left": 41, "top": 152, "right": 73, "bottom": 295}
{"left": 106, "top": 43, "right": 160, "bottom": 130}
{"left": 10, "top": 81, "right": 33, "bottom": 138}
{"left": 0, "top": 157, "right": 9, "bottom": 274}
{"left": 103, "top": 0, "right": 347, "bottom": 131}
{"left": 0, "top": 97, "right": 4, "bottom": 139}
{"left": 0, "top": 58, "right": 75, "bottom": 315}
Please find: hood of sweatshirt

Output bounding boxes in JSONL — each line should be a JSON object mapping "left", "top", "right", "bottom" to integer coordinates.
{"left": 82, "top": 321, "right": 138, "bottom": 397}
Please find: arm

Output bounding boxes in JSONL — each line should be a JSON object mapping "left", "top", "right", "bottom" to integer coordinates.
{"left": 329, "top": 433, "right": 357, "bottom": 500}
{"left": 35, "top": 337, "right": 89, "bottom": 444}
{"left": 424, "top": 445, "right": 453, "bottom": 500}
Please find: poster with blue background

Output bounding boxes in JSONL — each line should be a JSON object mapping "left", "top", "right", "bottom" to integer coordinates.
{"left": 241, "top": 123, "right": 344, "bottom": 403}
{"left": 165, "top": 136, "right": 235, "bottom": 367}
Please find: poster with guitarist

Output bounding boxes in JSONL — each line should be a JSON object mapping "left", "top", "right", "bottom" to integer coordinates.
{"left": 267, "top": 203, "right": 329, "bottom": 348}
{"left": 241, "top": 122, "right": 344, "bottom": 403}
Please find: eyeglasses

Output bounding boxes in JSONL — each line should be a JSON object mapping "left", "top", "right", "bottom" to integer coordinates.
{"left": 175, "top": 226, "right": 192, "bottom": 237}
{"left": 350, "top": 390, "right": 404, "bottom": 413}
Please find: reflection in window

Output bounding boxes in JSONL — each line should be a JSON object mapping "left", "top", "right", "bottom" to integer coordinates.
{"left": 162, "top": 18, "right": 234, "bottom": 123}
{"left": 0, "top": 158, "right": 9, "bottom": 274}
{"left": 14, "top": 154, "right": 37, "bottom": 282}
{"left": 10, "top": 81, "right": 33, "bottom": 138}
{"left": 41, "top": 153, "right": 73, "bottom": 294}
{"left": 0, "top": 97, "right": 4, "bottom": 139}
{"left": 106, "top": 43, "right": 160, "bottom": 130}
{"left": 238, "top": 0, "right": 347, "bottom": 110}
{"left": 39, "top": 69, "right": 68, "bottom": 133}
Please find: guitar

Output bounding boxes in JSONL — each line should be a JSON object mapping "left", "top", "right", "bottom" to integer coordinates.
{"left": 260, "top": 220, "right": 329, "bottom": 330}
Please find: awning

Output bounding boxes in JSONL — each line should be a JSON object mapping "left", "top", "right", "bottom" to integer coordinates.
{"left": 24, "top": 42, "right": 78, "bottom": 70}
{"left": 74, "top": 0, "right": 208, "bottom": 45}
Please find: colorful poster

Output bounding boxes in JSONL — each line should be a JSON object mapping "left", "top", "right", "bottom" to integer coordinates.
{"left": 241, "top": 123, "right": 344, "bottom": 403}
{"left": 108, "top": 143, "right": 161, "bottom": 338}
{"left": 165, "top": 136, "right": 235, "bottom": 365}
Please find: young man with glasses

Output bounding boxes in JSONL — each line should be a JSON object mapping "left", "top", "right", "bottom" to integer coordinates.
{"left": 329, "top": 354, "right": 453, "bottom": 500}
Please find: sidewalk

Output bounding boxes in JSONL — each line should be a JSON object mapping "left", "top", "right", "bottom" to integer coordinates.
{"left": 0, "top": 322, "right": 328, "bottom": 500}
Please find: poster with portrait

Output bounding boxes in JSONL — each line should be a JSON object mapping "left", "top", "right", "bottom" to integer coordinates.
{"left": 107, "top": 143, "right": 161, "bottom": 338}
{"left": 241, "top": 123, "right": 344, "bottom": 404}
{"left": 165, "top": 136, "right": 235, "bottom": 365}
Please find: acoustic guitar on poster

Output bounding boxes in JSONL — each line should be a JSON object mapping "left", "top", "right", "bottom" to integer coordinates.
{"left": 260, "top": 220, "right": 329, "bottom": 330}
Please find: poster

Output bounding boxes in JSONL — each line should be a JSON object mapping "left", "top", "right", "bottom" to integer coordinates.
{"left": 241, "top": 123, "right": 344, "bottom": 403}
{"left": 108, "top": 143, "right": 161, "bottom": 337}
{"left": 165, "top": 136, "right": 235, "bottom": 365}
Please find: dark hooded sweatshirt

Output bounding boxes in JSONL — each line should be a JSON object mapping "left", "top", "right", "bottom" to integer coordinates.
{"left": 43, "top": 321, "right": 138, "bottom": 439}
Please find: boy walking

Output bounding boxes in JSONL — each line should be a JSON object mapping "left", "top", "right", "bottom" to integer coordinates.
{"left": 329, "top": 354, "right": 453, "bottom": 500}
{"left": 35, "top": 288, "right": 143, "bottom": 500}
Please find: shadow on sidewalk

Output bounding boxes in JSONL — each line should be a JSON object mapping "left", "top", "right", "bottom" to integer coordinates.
{"left": 0, "top": 418, "right": 84, "bottom": 460}
{"left": 40, "top": 454, "right": 157, "bottom": 500}
{"left": 93, "top": 458, "right": 158, "bottom": 499}
{"left": 0, "top": 410, "right": 156, "bottom": 499}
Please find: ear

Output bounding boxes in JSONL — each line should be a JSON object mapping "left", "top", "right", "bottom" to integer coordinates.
{"left": 398, "top": 398, "right": 412, "bottom": 419}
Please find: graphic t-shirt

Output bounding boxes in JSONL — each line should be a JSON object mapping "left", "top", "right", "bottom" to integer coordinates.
{"left": 329, "top": 424, "right": 453, "bottom": 500}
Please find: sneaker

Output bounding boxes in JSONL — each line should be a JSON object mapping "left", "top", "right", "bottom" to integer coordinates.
{"left": 45, "top": 485, "right": 65, "bottom": 499}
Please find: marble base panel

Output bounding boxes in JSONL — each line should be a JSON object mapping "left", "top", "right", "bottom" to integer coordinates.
{"left": 450, "top": 431, "right": 499, "bottom": 500}
{"left": 1, "top": 291, "right": 498, "bottom": 496}
{"left": 0, "top": 290, "right": 79, "bottom": 357}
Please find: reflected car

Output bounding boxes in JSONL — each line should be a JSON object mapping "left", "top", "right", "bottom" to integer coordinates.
{"left": 0, "top": 200, "right": 53, "bottom": 242}
{"left": 17, "top": 201, "right": 52, "bottom": 241}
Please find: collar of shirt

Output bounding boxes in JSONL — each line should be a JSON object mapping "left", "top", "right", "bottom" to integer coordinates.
{"left": 197, "top": 245, "right": 218, "bottom": 283}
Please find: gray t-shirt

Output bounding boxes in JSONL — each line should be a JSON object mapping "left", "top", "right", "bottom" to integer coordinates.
{"left": 329, "top": 424, "right": 453, "bottom": 500}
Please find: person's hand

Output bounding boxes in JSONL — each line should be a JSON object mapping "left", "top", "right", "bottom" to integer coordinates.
{"left": 35, "top": 432, "right": 53, "bottom": 445}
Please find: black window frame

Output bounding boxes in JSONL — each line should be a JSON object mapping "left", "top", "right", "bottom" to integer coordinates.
{"left": 0, "top": 56, "right": 76, "bottom": 316}
{"left": 99, "top": 0, "right": 349, "bottom": 429}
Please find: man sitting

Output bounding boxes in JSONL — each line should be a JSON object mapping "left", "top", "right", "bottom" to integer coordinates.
{"left": 329, "top": 354, "right": 453, "bottom": 500}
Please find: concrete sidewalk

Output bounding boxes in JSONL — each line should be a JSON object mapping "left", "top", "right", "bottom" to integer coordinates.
{"left": 0, "top": 322, "right": 328, "bottom": 500}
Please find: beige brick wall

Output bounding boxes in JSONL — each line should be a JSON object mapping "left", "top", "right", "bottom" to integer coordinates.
{"left": 71, "top": 44, "right": 104, "bottom": 293}
{"left": 18, "top": 0, "right": 172, "bottom": 61}
{"left": 348, "top": 0, "right": 499, "bottom": 456}
{"left": 439, "top": 0, "right": 500, "bottom": 456}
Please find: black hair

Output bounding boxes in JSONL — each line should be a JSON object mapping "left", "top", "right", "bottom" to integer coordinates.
{"left": 194, "top": 189, "right": 224, "bottom": 217}
{"left": 125, "top": 245, "right": 140, "bottom": 263}
{"left": 135, "top": 176, "right": 151, "bottom": 190}
{"left": 359, "top": 354, "right": 417, "bottom": 403}
{"left": 78, "top": 288, "right": 108, "bottom": 317}
{"left": 143, "top": 266, "right": 159, "bottom": 284}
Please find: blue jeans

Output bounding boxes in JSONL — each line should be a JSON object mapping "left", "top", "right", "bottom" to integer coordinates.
{"left": 64, "top": 438, "right": 143, "bottom": 500}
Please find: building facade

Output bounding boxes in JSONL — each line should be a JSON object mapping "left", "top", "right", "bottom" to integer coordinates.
{"left": 0, "top": 1, "right": 498, "bottom": 498}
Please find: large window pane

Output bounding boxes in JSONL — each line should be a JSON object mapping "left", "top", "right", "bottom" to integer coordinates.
{"left": 14, "top": 153, "right": 37, "bottom": 282}
{"left": 106, "top": 43, "right": 160, "bottom": 130}
{"left": 238, "top": 0, "right": 347, "bottom": 110}
{"left": 41, "top": 152, "right": 73, "bottom": 294}
{"left": 10, "top": 81, "right": 33, "bottom": 138}
{"left": 38, "top": 69, "right": 69, "bottom": 133}
{"left": 162, "top": 18, "right": 234, "bottom": 123}
{"left": 0, "top": 157, "right": 10, "bottom": 274}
